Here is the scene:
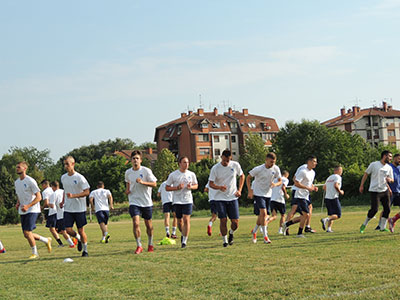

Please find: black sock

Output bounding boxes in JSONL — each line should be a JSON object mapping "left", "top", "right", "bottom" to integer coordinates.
{"left": 287, "top": 220, "right": 294, "bottom": 227}
{"left": 57, "top": 239, "right": 63, "bottom": 245}
{"left": 298, "top": 227, "right": 303, "bottom": 235}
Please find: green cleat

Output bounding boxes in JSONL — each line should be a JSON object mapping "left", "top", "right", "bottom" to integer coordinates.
{"left": 380, "top": 228, "right": 390, "bottom": 232}
{"left": 360, "top": 224, "right": 366, "bottom": 233}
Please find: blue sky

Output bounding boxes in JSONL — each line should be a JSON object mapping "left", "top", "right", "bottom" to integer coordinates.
{"left": 1, "top": 0, "right": 399, "bottom": 161}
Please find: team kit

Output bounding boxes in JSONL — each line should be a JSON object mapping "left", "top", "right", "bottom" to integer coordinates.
{"left": 1, "top": 149, "right": 399, "bottom": 258}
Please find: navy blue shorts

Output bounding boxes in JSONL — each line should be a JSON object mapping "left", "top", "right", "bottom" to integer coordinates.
{"left": 96, "top": 210, "right": 110, "bottom": 224}
{"left": 325, "top": 198, "right": 341, "bottom": 218}
{"left": 64, "top": 211, "right": 87, "bottom": 229}
{"left": 391, "top": 193, "right": 400, "bottom": 207}
{"left": 20, "top": 213, "right": 40, "bottom": 231}
{"left": 129, "top": 205, "right": 153, "bottom": 220}
{"left": 294, "top": 198, "right": 309, "bottom": 214}
{"left": 254, "top": 196, "right": 271, "bottom": 215}
{"left": 209, "top": 200, "right": 218, "bottom": 214}
{"left": 163, "top": 202, "right": 173, "bottom": 213}
{"left": 174, "top": 204, "right": 193, "bottom": 219}
{"left": 291, "top": 189, "right": 296, "bottom": 203}
{"left": 46, "top": 214, "right": 57, "bottom": 228}
{"left": 56, "top": 218, "right": 66, "bottom": 232}
{"left": 215, "top": 200, "right": 240, "bottom": 220}
{"left": 270, "top": 201, "right": 286, "bottom": 215}
{"left": 253, "top": 201, "right": 259, "bottom": 216}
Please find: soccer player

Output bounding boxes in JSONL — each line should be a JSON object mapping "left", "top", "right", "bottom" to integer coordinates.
{"left": 60, "top": 156, "right": 90, "bottom": 257}
{"left": 388, "top": 154, "right": 400, "bottom": 232}
{"left": 268, "top": 170, "right": 290, "bottom": 234}
{"left": 46, "top": 180, "right": 63, "bottom": 247}
{"left": 41, "top": 180, "right": 53, "bottom": 224}
{"left": 15, "top": 161, "right": 52, "bottom": 259}
{"left": 205, "top": 183, "right": 218, "bottom": 236}
{"left": 0, "top": 240, "right": 5, "bottom": 253}
{"left": 359, "top": 150, "right": 394, "bottom": 233}
{"left": 125, "top": 150, "right": 157, "bottom": 254}
{"left": 247, "top": 152, "right": 282, "bottom": 244}
{"left": 320, "top": 166, "right": 344, "bottom": 232}
{"left": 157, "top": 180, "right": 177, "bottom": 239}
{"left": 289, "top": 156, "right": 318, "bottom": 238}
{"left": 209, "top": 149, "right": 245, "bottom": 247}
{"left": 89, "top": 181, "right": 114, "bottom": 243}
{"left": 166, "top": 157, "right": 198, "bottom": 248}
{"left": 50, "top": 181, "right": 76, "bottom": 248}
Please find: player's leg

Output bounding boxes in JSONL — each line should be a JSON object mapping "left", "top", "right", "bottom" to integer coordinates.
{"left": 379, "top": 192, "right": 391, "bottom": 231}
{"left": 305, "top": 202, "right": 315, "bottom": 233}
{"left": 208, "top": 201, "right": 217, "bottom": 236}
{"left": 361, "top": 192, "right": 379, "bottom": 233}
{"left": 171, "top": 211, "right": 178, "bottom": 238}
{"left": 46, "top": 214, "right": 60, "bottom": 246}
{"left": 251, "top": 201, "right": 261, "bottom": 242}
{"left": 297, "top": 200, "right": 309, "bottom": 237}
{"left": 163, "top": 203, "right": 171, "bottom": 237}
{"left": 227, "top": 200, "right": 240, "bottom": 245}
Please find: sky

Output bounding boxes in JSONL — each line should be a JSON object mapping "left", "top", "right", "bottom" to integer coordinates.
{"left": 1, "top": 0, "right": 400, "bottom": 161}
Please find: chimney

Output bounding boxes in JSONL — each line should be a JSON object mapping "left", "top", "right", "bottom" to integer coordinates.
{"left": 243, "top": 108, "right": 249, "bottom": 116}
{"left": 181, "top": 112, "right": 187, "bottom": 118}
{"left": 228, "top": 107, "right": 233, "bottom": 115}
{"left": 352, "top": 106, "right": 360, "bottom": 116}
{"left": 388, "top": 105, "right": 393, "bottom": 111}
{"left": 197, "top": 108, "right": 204, "bottom": 116}
{"left": 340, "top": 108, "right": 346, "bottom": 116}
{"left": 188, "top": 110, "right": 193, "bottom": 115}
{"left": 213, "top": 107, "right": 218, "bottom": 116}
{"left": 146, "top": 148, "right": 153, "bottom": 154}
{"left": 347, "top": 109, "right": 351, "bottom": 113}
{"left": 383, "top": 101, "right": 388, "bottom": 112}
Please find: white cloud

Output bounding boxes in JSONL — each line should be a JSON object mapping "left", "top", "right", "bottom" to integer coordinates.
{"left": 358, "top": 0, "right": 400, "bottom": 17}
{"left": 269, "top": 46, "right": 342, "bottom": 64}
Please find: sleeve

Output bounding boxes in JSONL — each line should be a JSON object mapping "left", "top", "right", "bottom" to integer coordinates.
{"left": 248, "top": 166, "right": 258, "bottom": 177}
{"left": 79, "top": 175, "right": 90, "bottom": 190}
{"left": 89, "top": 191, "right": 94, "bottom": 198}
{"left": 295, "top": 169, "right": 306, "bottom": 182}
{"left": 166, "top": 172, "right": 174, "bottom": 186}
{"left": 283, "top": 178, "right": 289, "bottom": 187}
{"left": 236, "top": 162, "right": 244, "bottom": 176}
{"left": 208, "top": 166, "right": 217, "bottom": 182}
{"left": 106, "top": 189, "right": 112, "bottom": 197}
{"left": 146, "top": 168, "right": 157, "bottom": 182}
{"left": 275, "top": 167, "right": 282, "bottom": 179}
{"left": 191, "top": 172, "right": 198, "bottom": 185}
{"left": 157, "top": 184, "right": 162, "bottom": 193}
{"left": 389, "top": 167, "right": 394, "bottom": 180}
{"left": 365, "top": 163, "right": 374, "bottom": 175}
{"left": 125, "top": 170, "right": 130, "bottom": 183}
{"left": 30, "top": 179, "right": 40, "bottom": 194}
{"left": 49, "top": 194, "right": 56, "bottom": 205}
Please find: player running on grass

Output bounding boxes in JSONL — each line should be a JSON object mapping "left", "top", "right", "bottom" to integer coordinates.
{"left": 247, "top": 152, "right": 282, "bottom": 244}
{"left": 388, "top": 154, "right": 400, "bottom": 232}
{"left": 157, "top": 181, "right": 177, "bottom": 239}
{"left": 209, "top": 149, "right": 245, "bottom": 247}
{"left": 15, "top": 161, "right": 52, "bottom": 259}
{"left": 320, "top": 166, "right": 344, "bottom": 233}
{"left": 125, "top": 150, "right": 157, "bottom": 254}
{"left": 166, "top": 157, "right": 198, "bottom": 248}
{"left": 89, "top": 181, "right": 114, "bottom": 243}
{"left": 267, "top": 170, "right": 290, "bottom": 234}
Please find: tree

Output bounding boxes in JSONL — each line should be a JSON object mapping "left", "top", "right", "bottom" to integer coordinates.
{"left": 153, "top": 148, "right": 178, "bottom": 183}
{"left": 239, "top": 133, "right": 268, "bottom": 175}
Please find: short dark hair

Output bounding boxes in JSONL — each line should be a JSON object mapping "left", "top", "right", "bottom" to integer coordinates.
{"left": 50, "top": 181, "right": 59, "bottom": 188}
{"left": 131, "top": 150, "right": 142, "bottom": 159}
{"left": 334, "top": 165, "right": 342, "bottom": 171}
{"left": 178, "top": 156, "right": 189, "bottom": 163}
{"left": 381, "top": 150, "right": 392, "bottom": 158}
{"left": 266, "top": 152, "right": 276, "bottom": 160}
{"left": 97, "top": 181, "right": 105, "bottom": 188}
{"left": 221, "top": 149, "right": 232, "bottom": 158}
{"left": 307, "top": 155, "right": 317, "bottom": 162}
{"left": 394, "top": 154, "right": 400, "bottom": 158}
{"left": 41, "top": 180, "right": 49, "bottom": 185}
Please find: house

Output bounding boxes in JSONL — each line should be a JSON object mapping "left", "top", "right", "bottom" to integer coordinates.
{"left": 114, "top": 148, "right": 158, "bottom": 167}
{"left": 154, "top": 107, "right": 279, "bottom": 162}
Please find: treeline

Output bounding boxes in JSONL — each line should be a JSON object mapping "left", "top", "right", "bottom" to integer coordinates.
{"left": 0, "top": 121, "right": 394, "bottom": 225}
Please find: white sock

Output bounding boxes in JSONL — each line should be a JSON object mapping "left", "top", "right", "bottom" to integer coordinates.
{"left": 104, "top": 231, "right": 108, "bottom": 237}
{"left": 324, "top": 217, "right": 329, "bottom": 222}
{"left": 39, "top": 236, "right": 49, "bottom": 244}
{"left": 363, "top": 217, "right": 372, "bottom": 226}
{"left": 76, "top": 233, "right": 81, "bottom": 241}
{"left": 172, "top": 227, "right": 177, "bottom": 235}
{"left": 229, "top": 229, "right": 234, "bottom": 235}
{"left": 306, "top": 225, "right": 311, "bottom": 229}
{"left": 279, "top": 227, "right": 283, "bottom": 232}
{"left": 260, "top": 226, "right": 264, "bottom": 235}
{"left": 261, "top": 226, "right": 267, "bottom": 237}
{"left": 148, "top": 236, "right": 154, "bottom": 246}
{"left": 208, "top": 221, "right": 213, "bottom": 227}
{"left": 31, "top": 245, "right": 38, "bottom": 255}
{"left": 222, "top": 235, "right": 228, "bottom": 244}
{"left": 66, "top": 238, "right": 74, "bottom": 246}
{"left": 252, "top": 225, "right": 259, "bottom": 234}
{"left": 165, "top": 226, "right": 170, "bottom": 234}
{"left": 83, "top": 243, "right": 87, "bottom": 252}
{"left": 0, "top": 240, "right": 4, "bottom": 250}
{"left": 136, "top": 237, "right": 142, "bottom": 247}
{"left": 327, "top": 226, "right": 332, "bottom": 231}
{"left": 182, "top": 236, "right": 188, "bottom": 244}
{"left": 379, "top": 217, "right": 388, "bottom": 229}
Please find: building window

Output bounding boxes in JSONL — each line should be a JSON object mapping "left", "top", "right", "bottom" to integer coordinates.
{"left": 212, "top": 122, "right": 220, "bottom": 128}
{"left": 367, "top": 131, "right": 372, "bottom": 139}
{"left": 199, "top": 148, "right": 210, "bottom": 155}
{"left": 232, "top": 151, "right": 236, "bottom": 155}
{"left": 225, "top": 135, "right": 228, "bottom": 140}
{"left": 214, "top": 149, "right": 221, "bottom": 156}
{"left": 230, "top": 122, "right": 238, "bottom": 128}
{"left": 231, "top": 136, "right": 236, "bottom": 143}
{"left": 198, "top": 134, "right": 209, "bottom": 142}
{"left": 177, "top": 126, "right": 182, "bottom": 135}
{"left": 388, "top": 130, "right": 396, "bottom": 137}
{"left": 201, "top": 122, "right": 208, "bottom": 129}
{"left": 214, "top": 135, "right": 220, "bottom": 142}
{"left": 374, "top": 129, "right": 379, "bottom": 138}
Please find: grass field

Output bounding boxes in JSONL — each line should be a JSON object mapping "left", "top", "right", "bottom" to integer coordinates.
{"left": 1, "top": 207, "right": 400, "bottom": 299}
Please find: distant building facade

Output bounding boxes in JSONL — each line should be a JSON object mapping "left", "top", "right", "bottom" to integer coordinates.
{"left": 322, "top": 101, "right": 400, "bottom": 147}
{"left": 154, "top": 107, "right": 279, "bottom": 162}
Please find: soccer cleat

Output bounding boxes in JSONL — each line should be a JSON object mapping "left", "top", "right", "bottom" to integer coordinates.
{"left": 181, "top": 243, "right": 186, "bottom": 249}
{"left": 58, "top": 244, "right": 65, "bottom": 248}
{"left": 29, "top": 254, "right": 39, "bottom": 259}
{"left": 105, "top": 234, "right": 111, "bottom": 243}
{"left": 223, "top": 243, "right": 228, "bottom": 247}
{"left": 252, "top": 232, "right": 257, "bottom": 244}
{"left": 375, "top": 225, "right": 381, "bottom": 231}
{"left": 81, "top": 251, "right": 89, "bottom": 257}
{"left": 380, "top": 228, "right": 390, "bottom": 232}
{"left": 69, "top": 244, "right": 75, "bottom": 248}
{"left": 228, "top": 233, "right": 234, "bottom": 245}
{"left": 46, "top": 237, "right": 52, "bottom": 253}
{"left": 207, "top": 225, "right": 212, "bottom": 236}
{"left": 360, "top": 224, "right": 366, "bottom": 233}
{"left": 304, "top": 227, "right": 316, "bottom": 233}
{"left": 166, "top": 233, "right": 170, "bottom": 238}
{"left": 282, "top": 223, "right": 288, "bottom": 236}
{"left": 0, "top": 248, "right": 6, "bottom": 254}
{"left": 134, "top": 246, "right": 143, "bottom": 254}
{"left": 296, "top": 234, "right": 306, "bottom": 238}
{"left": 171, "top": 234, "right": 177, "bottom": 239}
{"left": 326, "top": 229, "right": 334, "bottom": 233}
{"left": 320, "top": 218, "right": 327, "bottom": 231}
{"left": 264, "top": 236, "right": 272, "bottom": 244}
{"left": 278, "top": 227, "right": 283, "bottom": 234}
{"left": 72, "top": 237, "right": 78, "bottom": 246}
{"left": 148, "top": 245, "right": 154, "bottom": 252}
{"left": 389, "top": 218, "right": 395, "bottom": 233}
{"left": 77, "top": 240, "right": 82, "bottom": 252}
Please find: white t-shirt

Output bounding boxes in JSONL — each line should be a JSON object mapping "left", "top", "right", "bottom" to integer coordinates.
{"left": 158, "top": 181, "right": 173, "bottom": 205}
{"left": 205, "top": 182, "right": 217, "bottom": 202}
{"left": 208, "top": 161, "right": 244, "bottom": 201}
{"left": 89, "top": 188, "right": 112, "bottom": 212}
{"left": 294, "top": 167, "right": 316, "bottom": 199}
{"left": 292, "top": 164, "right": 307, "bottom": 192}
{"left": 125, "top": 166, "right": 157, "bottom": 207}
{"left": 42, "top": 186, "right": 53, "bottom": 203}
{"left": 15, "top": 175, "right": 41, "bottom": 215}
{"left": 366, "top": 161, "right": 394, "bottom": 192}
{"left": 249, "top": 164, "right": 281, "bottom": 197}
{"left": 325, "top": 174, "right": 342, "bottom": 199}
{"left": 166, "top": 170, "right": 198, "bottom": 205}
{"left": 52, "top": 189, "right": 64, "bottom": 220}
{"left": 61, "top": 172, "right": 90, "bottom": 213}
{"left": 48, "top": 189, "right": 57, "bottom": 216}
{"left": 271, "top": 177, "right": 289, "bottom": 204}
